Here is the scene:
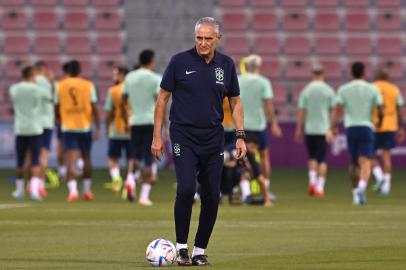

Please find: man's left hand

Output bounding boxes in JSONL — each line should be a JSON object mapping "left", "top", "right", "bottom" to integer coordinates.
{"left": 235, "top": 138, "right": 247, "bottom": 159}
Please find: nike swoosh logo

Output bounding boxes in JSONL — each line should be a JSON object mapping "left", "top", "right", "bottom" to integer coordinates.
{"left": 185, "top": 70, "right": 196, "bottom": 75}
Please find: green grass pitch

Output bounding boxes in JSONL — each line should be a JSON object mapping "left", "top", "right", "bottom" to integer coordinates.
{"left": 0, "top": 168, "right": 405, "bottom": 269}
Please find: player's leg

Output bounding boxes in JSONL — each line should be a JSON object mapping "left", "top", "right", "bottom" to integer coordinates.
{"left": 64, "top": 132, "right": 80, "bottom": 201}
{"left": 125, "top": 126, "right": 141, "bottom": 201}
{"left": 239, "top": 171, "right": 251, "bottom": 203}
{"left": 107, "top": 139, "right": 123, "bottom": 193}
{"left": 173, "top": 143, "right": 199, "bottom": 266}
{"left": 28, "top": 135, "right": 43, "bottom": 201}
{"left": 315, "top": 135, "right": 328, "bottom": 196}
{"left": 38, "top": 129, "right": 52, "bottom": 197}
{"left": 56, "top": 125, "right": 66, "bottom": 180}
{"left": 12, "top": 136, "right": 28, "bottom": 199}
{"left": 193, "top": 150, "right": 223, "bottom": 265}
{"left": 372, "top": 132, "right": 384, "bottom": 189}
{"left": 138, "top": 125, "right": 155, "bottom": 206}
{"left": 80, "top": 131, "right": 93, "bottom": 200}
{"left": 380, "top": 132, "right": 395, "bottom": 195}
{"left": 305, "top": 135, "right": 318, "bottom": 195}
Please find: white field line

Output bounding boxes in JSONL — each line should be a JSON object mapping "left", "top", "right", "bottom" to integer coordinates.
{"left": 0, "top": 203, "right": 31, "bottom": 210}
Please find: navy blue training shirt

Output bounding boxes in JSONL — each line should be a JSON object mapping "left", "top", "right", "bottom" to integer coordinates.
{"left": 160, "top": 47, "right": 240, "bottom": 128}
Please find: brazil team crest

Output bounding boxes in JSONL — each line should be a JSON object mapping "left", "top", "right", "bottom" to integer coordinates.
{"left": 215, "top": 67, "right": 224, "bottom": 82}
{"left": 173, "top": 143, "right": 181, "bottom": 157}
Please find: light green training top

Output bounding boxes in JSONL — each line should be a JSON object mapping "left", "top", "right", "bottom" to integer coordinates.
{"left": 298, "top": 81, "right": 336, "bottom": 135}
{"left": 104, "top": 90, "right": 130, "bottom": 140}
{"left": 122, "top": 68, "right": 161, "bottom": 125}
{"left": 35, "top": 75, "right": 54, "bottom": 129}
{"left": 336, "top": 80, "right": 383, "bottom": 129}
{"left": 239, "top": 73, "right": 273, "bottom": 131}
{"left": 10, "top": 81, "right": 44, "bottom": 135}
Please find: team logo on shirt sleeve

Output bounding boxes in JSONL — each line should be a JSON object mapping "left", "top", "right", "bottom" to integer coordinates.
{"left": 215, "top": 67, "right": 224, "bottom": 85}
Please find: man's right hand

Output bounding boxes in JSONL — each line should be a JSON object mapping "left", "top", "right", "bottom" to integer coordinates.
{"left": 151, "top": 136, "right": 164, "bottom": 160}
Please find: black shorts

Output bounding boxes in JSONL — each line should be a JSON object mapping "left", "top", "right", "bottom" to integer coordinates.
{"left": 15, "top": 135, "right": 41, "bottom": 167}
{"left": 130, "top": 124, "right": 154, "bottom": 166}
{"left": 245, "top": 129, "right": 269, "bottom": 150}
{"left": 305, "top": 135, "right": 328, "bottom": 163}
{"left": 108, "top": 139, "right": 131, "bottom": 159}
{"left": 374, "top": 132, "right": 396, "bottom": 150}
{"left": 40, "top": 128, "right": 53, "bottom": 150}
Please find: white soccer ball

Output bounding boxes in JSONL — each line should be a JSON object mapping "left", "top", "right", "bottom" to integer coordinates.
{"left": 146, "top": 238, "right": 177, "bottom": 267}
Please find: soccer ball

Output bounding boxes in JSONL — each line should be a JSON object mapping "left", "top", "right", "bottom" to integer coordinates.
{"left": 146, "top": 238, "right": 177, "bottom": 267}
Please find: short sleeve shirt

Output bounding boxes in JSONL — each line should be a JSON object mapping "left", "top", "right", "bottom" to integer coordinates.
{"left": 337, "top": 80, "right": 383, "bottom": 129}
{"left": 298, "top": 81, "right": 336, "bottom": 135}
{"left": 239, "top": 73, "right": 273, "bottom": 131}
{"left": 10, "top": 81, "right": 44, "bottom": 135}
{"left": 160, "top": 48, "right": 240, "bottom": 128}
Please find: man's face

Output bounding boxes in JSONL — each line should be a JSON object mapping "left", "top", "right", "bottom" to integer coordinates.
{"left": 195, "top": 24, "right": 220, "bottom": 58}
{"left": 112, "top": 69, "right": 123, "bottom": 84}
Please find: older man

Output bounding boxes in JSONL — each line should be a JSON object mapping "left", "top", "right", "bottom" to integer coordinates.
{"left": 152, "top": 17, "right": 246, "bottom": 266}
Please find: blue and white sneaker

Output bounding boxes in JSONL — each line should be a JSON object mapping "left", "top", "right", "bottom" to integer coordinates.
{"left": 353, "top": 188, "right": 366, "bottom": 206}
{"left": 11, "top": 190, "right": 25, "bottom": 200}
{"left": 30, "top": 192, "right": 42, "bottom": 201}
{"left": 373, "top": 180, "right": 384, "bottom": 193}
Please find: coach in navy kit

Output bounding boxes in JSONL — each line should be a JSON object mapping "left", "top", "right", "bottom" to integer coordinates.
{"left": 152, "top": 17, "right": 246, "bottom": 266}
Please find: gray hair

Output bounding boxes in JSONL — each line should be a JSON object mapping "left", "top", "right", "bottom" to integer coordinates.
{"left": 245, "top": 54, "right": 262, "bottom": 72}
{"left": 195, "top": 17, "right": 221, "bottom": 35}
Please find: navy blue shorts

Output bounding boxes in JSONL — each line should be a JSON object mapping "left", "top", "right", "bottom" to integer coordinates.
{"left": 305, "top": 135, "right": 328, "bottom": 163}
{"left": 15, "top": 135, "right": 41, "bottom": 167}
{"left": 245, "top": 129, "right": 269, "bottom": 150}
{"left": 374, "top": 132, "right": 396, "bottom": 150}
{"left": 63, "top": 131, "right": 92, "bottom": 152}
{"left": 108, "top": 139, "right": 131, "bottom": 159}
{"left": 130, "top": 125, "right": 153, "bottom": 166}
{"left": 40, "top": 129, "right": 53, "bottom": 150}
{"left": 346, "top": 126, "right": 374, "bottom": 159}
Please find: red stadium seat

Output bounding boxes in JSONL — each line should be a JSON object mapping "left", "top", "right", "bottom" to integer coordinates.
{"left": 262, "top": 59, "right": 282, "bottom": 80}
{"left": 39, "top": 58, "right": 63, "bottom": 78}
{"left": 320, "top": 60, "right": 342, "bottom": 80}
{"left": 4, "top": 36, "right": 30, "bottom": 54}
{"left": 275, "top": 105, "right": 291, "bottom": 119}
{"left": 33, "top": 35, "right": 61, "bottom": 55}
{"left": 63, "top": 11, "right": 89, "bottom": 31}
{"left": 94, "top": 11, "right": 122, "bottom": 31}
{"left": 312, "top": 0, "right": 340, "bottom": 8}
{"left": 377, "top": 60, "right": 403, "bottom": 80}
{"left": 345, "top": 12, "right": 370, "bottom": 31}
{"left": 253, "top": 36, "right": 280, "bottom": 56}
{"left": 218, "top": 0, "right": 246, "bottom": 8}
{"left": 0, "top": 10, "right": 27, "bottom": 30}
{"left": 376, "top": 37, "right": 403, "bottom": 56}
{"left": 222, "top": 12, "right": 247, "bottom": 31}
{"left": 64, "top": 35, "right": 92, "bottom": 54}
{"left": 61, "top": 0, "right": 89, "bottom": 7}
{"left": 376, "top": 11, "right": 401, "bottom": 31}
{"left": 0, "top": 84, "right": 4, "bottom": 103}
{"left": 250, "top": 0, "right": 277, "bottom": 8}
{"left": 252, "top": 12, "right": 278, "bottom": 31}
{"left": 96, "top": 58, "right": 126, "bottom": 80}
{"left": 314, "top": 36, "right": 341, "bottom": 56}
{"left": 285, "top": 59, "right": 311, "bottom": 80}
{"left": 5, "top": 58, "right": 30, "bottom": 80}
{"left": 92, "top": 0, "right": 121, "bottom": 6}
{"left": 95, "top": 36, "right": 124, "bottom": 55}
{"left": 270, "top": 82, "right": 288, "bottom": 105}
{"left": 30, "top": 0, "right": 57, "bottom": 7}
{"left": 314, "top": 12, "right": 340, "bottom": 32}
{"left": 0, "top": 0, "right": 25, "bottom": 6}
{"left": 375, "top": 0, "right": 401, "bottom": 8}
{"left": 281, "top": 0, "right": 307, "bottom": 8}
{"left": 343, "top": 0, "right": 370, "bottom": 8}
{"left": 222, "top": 36, "right": 250, "bottom": 55}
{"left": 283, "top": 11, "right": 309, "bottom": 31}
{"left": 346, "top": 37, "right": 372, "bottom": 56}
{"left": 284, "top": 36, "right": 311, "bottom": 56}
{"left": 32, "top": 11, "right": 59, "bottom": 30}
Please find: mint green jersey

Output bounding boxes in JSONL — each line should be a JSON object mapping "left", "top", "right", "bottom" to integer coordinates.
{"left": 35, "top": 75, "right": 54, "bottom": 129}
{"left": 298, "top": 81, "right": 336, "bottom": 135}
{"left": 123, "top": 68, "right": 161, "bottom": 125}
{"left": 104, "top": 90, "right": 130, "bottom": 140}
{"left": 337, "top": 80, "right": 383, "bottom": 129}
{"left": 10, "top": 81, "right": 44, "bottom": 135}
{"left": 239, "top": 73, "right": 273, "bottom": 131}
